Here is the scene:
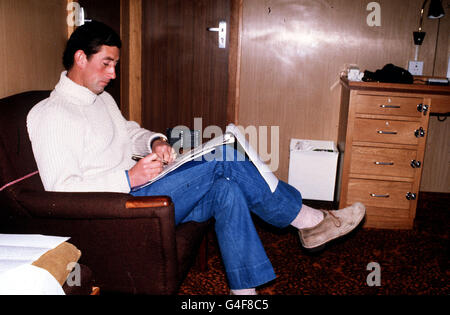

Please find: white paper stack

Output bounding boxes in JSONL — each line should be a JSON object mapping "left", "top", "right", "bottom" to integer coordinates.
{"left": 0, "top": 234, "right": 70, "bottom": 295}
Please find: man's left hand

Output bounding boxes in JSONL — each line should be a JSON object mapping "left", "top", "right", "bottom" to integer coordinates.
{"left": 151, "top": 139, "right": 176, "bottom": 164}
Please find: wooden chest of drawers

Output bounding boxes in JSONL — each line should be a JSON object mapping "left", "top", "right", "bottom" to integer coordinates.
{"left": 337, "top": 78, "right": 442, "bottom": 229}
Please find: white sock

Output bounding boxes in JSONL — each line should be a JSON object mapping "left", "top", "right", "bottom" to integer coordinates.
{"left": 291, "top": 204, "right": 324, "bottom": 229}
{"left": 230, "top": 288, "right": 257, "bottom": 295}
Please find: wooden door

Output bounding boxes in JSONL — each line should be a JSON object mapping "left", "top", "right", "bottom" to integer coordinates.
{"left": 77, "top": 0, "right": 122, "bottom": 106}
{"left": 142, "top": 0, "right": 236, "bottom": 135}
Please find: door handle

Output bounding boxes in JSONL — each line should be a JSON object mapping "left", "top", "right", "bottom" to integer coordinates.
{"left": 208, "top": 21, "right": 227, "bottom": 49}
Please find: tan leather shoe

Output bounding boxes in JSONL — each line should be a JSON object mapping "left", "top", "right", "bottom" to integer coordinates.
{"left": 298, "top": 202, "right": 366, "bottom": 249}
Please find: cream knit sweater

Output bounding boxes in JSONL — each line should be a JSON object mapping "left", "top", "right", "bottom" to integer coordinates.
{"left": 27, "top": 71, "right": 165, "bottom": 193}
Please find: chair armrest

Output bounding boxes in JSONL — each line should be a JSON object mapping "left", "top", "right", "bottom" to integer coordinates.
{"left": 15, "top": 190, "right": 173, "bottom": 219}
{"left": 125, "top": 196, "right": 172, "bottom": 208}
{"left": 8, "top": 189, "right": 183, "bottom": 294}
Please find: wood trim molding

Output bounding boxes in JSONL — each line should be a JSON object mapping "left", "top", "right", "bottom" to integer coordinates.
{"left": 120, "top": 0, "right": 142, "bottom": 123}
{"left": 120, "top": 0, "right": 130, "bottom": 119}
{"left": 227, "top": 0, "right": 243, "bottom": 125}
{"left": 67, "top": 0, "right": 77, "bottom": 39}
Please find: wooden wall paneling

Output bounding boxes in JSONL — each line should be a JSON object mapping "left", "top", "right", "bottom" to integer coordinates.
{"left": 420, "top": 2, "right": 450, "bottom": 193}
{"left": 0, "top": 0, "right": 66, "bottom": 98}
{"left": 238, "top": 0, "right": 448, "bottom": 183}
{"left": 421, "top": 117, "right": 450, "bottom": 192}
{"left": 431, "top": 1, "right": 450, "bottom": 77}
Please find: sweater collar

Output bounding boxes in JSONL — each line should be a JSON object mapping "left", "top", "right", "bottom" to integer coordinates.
{"left": 54, "top": 71, "right": 98, "bottom": 106}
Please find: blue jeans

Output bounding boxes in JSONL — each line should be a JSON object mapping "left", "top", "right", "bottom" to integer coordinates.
{"left": 131, "top": 145, "right": 302, "bottom": 290}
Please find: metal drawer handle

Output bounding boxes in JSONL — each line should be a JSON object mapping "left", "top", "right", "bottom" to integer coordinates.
{"left": 374, "top": 161, "right": 394, "bottom": 166}
{"left": 414, "top": 127, "right": 425, "bottom": 138}
{"left": 417, "top": 104, "right": 429, "bottom": 115}
{"left": 377, "top": 130, "right": 398, "bottom": 135}
{"left": 370, "top": 193, "right": 390, "bottom": 198}
{"left": 410, "top": 160, "right": 421, "bottom": 168}
{"left": 380, "top": 105, "right": 400, "bottom": 109}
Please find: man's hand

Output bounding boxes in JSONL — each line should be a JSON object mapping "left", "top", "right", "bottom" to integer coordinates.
{"left": 151, "top": 138, "right": 176, "bottom": 164}
{"left": 128, "top": 153, "right": 164, "bottom": 188}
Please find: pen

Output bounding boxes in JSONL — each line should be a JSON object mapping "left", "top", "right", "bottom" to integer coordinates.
{"left": 131, "top": 154, "right": 145, "bottom": 161}
{"left": 132, "top": 154, "right": 168, "bottom": 165}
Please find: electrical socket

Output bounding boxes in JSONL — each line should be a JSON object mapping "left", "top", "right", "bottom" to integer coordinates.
{"left": 408, "top": 61, "right": 423, "bottom": 76}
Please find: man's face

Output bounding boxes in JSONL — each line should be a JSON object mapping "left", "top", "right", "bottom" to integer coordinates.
{"left": 80, "top": 45, "right": 120, "bottom": 95}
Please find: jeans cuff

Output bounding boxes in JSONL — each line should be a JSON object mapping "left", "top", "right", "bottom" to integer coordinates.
{"left": 226, "top": 260, "right": 276, "bottom": 290}
{"left": 263, "top": 181, "right": 303, "bottom": 228}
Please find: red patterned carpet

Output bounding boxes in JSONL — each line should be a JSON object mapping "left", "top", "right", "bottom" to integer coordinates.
{"left": 178, "top": 192, "right": 449, "bottom": 295}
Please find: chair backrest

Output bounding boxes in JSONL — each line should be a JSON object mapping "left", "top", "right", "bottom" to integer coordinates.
{"left": 0, "top": 91, "right": 51, "bottom": 193}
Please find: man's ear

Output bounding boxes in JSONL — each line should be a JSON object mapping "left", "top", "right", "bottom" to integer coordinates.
{"left": 73, "top": 50, "right": 87, "bottom": 68}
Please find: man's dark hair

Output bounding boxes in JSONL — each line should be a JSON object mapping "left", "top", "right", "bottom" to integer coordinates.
{"left": 63, "top": 21, "right": 122, "bottom": 70}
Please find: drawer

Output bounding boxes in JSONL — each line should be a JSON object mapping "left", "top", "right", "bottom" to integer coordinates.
{"left": 355, "top": 94, "right": 425, "bottom": 117}
{"left": 347, "top": 179, "right": 414, "bottom": 210}
{"left": 350, "top": 146, "right": 418, "bottom": 178}
{"left": 362, "top": 207, "right": 413, "bottom": 229}
{"left": 353, "top": 118, "right": 424, "bottom": 145}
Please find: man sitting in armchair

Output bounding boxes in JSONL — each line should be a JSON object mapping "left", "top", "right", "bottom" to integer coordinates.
{"left": 27, "top": 21, "right": 365, "bottom": 295}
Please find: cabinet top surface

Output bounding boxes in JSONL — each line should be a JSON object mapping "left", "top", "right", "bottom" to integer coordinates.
{"left": 340, "top": 77, "right": 450, "bottom": 96}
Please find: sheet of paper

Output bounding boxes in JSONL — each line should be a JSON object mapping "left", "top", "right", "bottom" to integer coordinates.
{"left": 131, "top": 124, "right": 279, "bottom": 193}
{"left": 0, "top": 264, "right": 65, "bottom": 295}
{"left": 0, "top": 234, "right": 70, "bottom": 275}
{"left": 0, "top": 234, "right": 69, "bottom": 248}
{"left": 0, "top": 245, "right": 51, "bottom": 262}
{"left": 226, "top": 124, "right": 279, "bottom": 192}
{"left": 132, "top": 132, "right": 235, "bottom": 190}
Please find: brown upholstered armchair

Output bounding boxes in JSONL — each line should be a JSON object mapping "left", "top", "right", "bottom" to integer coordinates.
{"left": 0, "top": 91, "right": 211, "bottom": 294}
